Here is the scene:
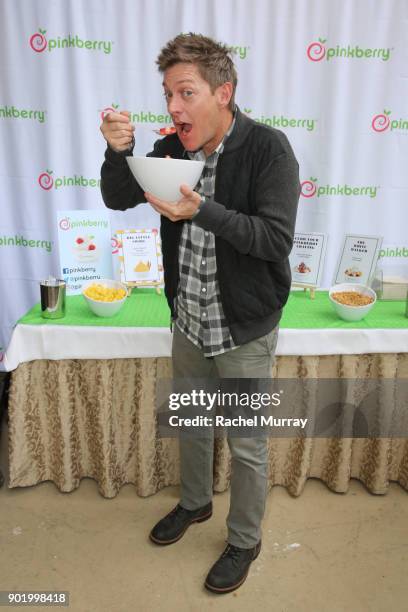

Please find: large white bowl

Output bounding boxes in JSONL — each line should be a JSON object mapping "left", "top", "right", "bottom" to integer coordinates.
{"left": 126, "top": 156, "right": 204, "bottom": 202}
{"left": 329, "top": 283, "right": 376, "bottom": 322}
{"left": 82, "top": 279, "right": 128, "bottom": 318}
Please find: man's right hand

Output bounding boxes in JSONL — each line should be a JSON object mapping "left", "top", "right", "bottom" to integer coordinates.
{"left": 100, "top": 110, "right": 135, "bottom": 152}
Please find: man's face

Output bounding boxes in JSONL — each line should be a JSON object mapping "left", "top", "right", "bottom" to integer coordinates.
{"left": 163, "top": 62, "right": 230, "bottom": 156}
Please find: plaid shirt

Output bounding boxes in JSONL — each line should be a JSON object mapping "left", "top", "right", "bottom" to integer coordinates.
{"left": 175, "top": 115, "right": 237, "bottom": 357}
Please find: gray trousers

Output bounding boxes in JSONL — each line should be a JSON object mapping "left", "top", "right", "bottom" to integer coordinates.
{"left": 172, "top": 324, "right": 278, "bottom": 549}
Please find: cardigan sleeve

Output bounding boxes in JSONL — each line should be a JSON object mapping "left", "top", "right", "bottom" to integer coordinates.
{"left": 193, "top": 152, "right": 300, "bottom": 262}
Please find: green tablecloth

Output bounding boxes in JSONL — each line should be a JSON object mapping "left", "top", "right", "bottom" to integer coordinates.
{"left": 18, "top": 289, "right": 408, "bottom": 329}
{"left": 19, "top": 289, "right": 170, "bottom": 328}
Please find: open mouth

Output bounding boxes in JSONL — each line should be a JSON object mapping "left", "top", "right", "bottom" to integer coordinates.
{"left": 176, "top": 122, "right": 193, "bottom": 136}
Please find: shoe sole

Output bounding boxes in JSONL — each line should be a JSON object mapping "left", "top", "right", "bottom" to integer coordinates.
{"left": 204, "top": 544, "right": 261, "bottom": 594}
{"left": 149, "top": 510, "right": 212, "bottom": 546}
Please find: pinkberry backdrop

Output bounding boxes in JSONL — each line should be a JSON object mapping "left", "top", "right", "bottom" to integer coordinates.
{"left": 0, "top": 0, "right": 407, "bottom": 367}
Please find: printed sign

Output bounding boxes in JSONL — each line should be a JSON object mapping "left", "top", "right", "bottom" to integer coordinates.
{"left": 57, "top": 210, "right": 113, "bottom": 295}
{"left": 290, "top": 232, "right": 327, "bottom": 287}
{"left": 115, "top": 229, "right": 162, "bottom": 286}
{"left": 334, "top": 234, "right": 383, "bottom": 286}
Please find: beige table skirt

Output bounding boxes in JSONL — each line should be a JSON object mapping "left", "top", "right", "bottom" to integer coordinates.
{"left": 8, "top": 354, "right": 408, "bottom": 498}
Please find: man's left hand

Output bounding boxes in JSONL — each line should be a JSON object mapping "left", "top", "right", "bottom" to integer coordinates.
{"left": 145, "top": 184, "right": 201, "bottom": 222}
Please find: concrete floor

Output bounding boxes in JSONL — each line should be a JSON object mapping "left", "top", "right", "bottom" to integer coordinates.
{"left": 1, "top": 423, "right": 407, "bottom": 612}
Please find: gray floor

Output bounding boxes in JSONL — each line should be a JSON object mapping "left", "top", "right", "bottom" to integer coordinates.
{"left": 0, "top": 417, "right": 407, "bottom": 612}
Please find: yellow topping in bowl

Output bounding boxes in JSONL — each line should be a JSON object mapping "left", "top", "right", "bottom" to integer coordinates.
{"left": 84, "top": 284, "right": 126, "bottom": 302}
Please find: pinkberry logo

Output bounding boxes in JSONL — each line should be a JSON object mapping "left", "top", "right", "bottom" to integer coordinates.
{"left": 372, "top": 109, "right": 408, "bottom": 133}
{"left": 301, "top": 178, "right": 317, "bottom": 197}
{"left": 307, "top": 38, "right": 326, "bottom": 61}
{"left": 30, "top": 28, "right": 47, "bottom": 52}
{"left": 38, "top": 170, "right": 101, "bottom": 190}
{"left": 29, "top": 27, "right": 113, "bottom": 54}
{"left": 59, "top": 218, "right": 71, "bottom": 231}
{"left": 111, "top": 237, "right": 121, "bottom": 254}
{"left": 243, "top": 108, "right": 316, "bottom": 131}
{"left": 100, "top": 103, "right": 119, "bottom": 121}
{"left": 372, "top": 109, "right": 391, "bottom": 132}
{"left": 38, "top": 169, "right": 54, "bottom": 190}
{"left": 307, "top": 38, "right": 391, "bottom": 62}
{"left": 99, "top": 103, "right": 172, "bottom": 126}
{"left": 301, "top": 177, "right": 378, "bottom": 199}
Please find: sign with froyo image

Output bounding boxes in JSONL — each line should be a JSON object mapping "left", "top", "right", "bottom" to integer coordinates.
{"left": 290, "top": 232, "right": 327, "bottom": 287}
{"left": 57, "top": 210, "right": 113, "bottom": 294}
{"left": 334, "top": 234, "right": 383, "bottom": 286}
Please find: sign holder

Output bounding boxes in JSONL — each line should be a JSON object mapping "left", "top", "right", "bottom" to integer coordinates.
{"left": 290, "top": 232, "right": 328, "bottom": 299}
{"left": 113, "top": 229, "right": 163, "bottom": 295}
{"left": 333, "top": 234, "right": 383, "bottom": 287}
{"left": 291, "top": 284, "right": 316, "bottom": 299}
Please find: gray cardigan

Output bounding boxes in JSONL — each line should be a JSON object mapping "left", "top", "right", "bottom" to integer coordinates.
{"left": 101, "top": 107, "right": 300, "bottom": 345}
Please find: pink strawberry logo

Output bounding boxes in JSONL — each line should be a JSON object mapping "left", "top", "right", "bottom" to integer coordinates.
{"left": 100, "top": 103, "right": 119, "bottom": 121}
{"left": 111, "top": 237, "right": 122, "bottom": 254}
{"left": 59, "top": 217, "right": 71, "bottom": 231}
{"left": 372, "top": 109, "right": 391, "bottom": 132}
{"left": 307, "top": 38, "right": 327, "bottom": 62}
{"left": 301, "top": 177, "right": 317, "bottom": 198}
{"left": 30, "top": 28, "right": 47, "bottom": 53}
{"left": 38, "top": 169, "right": 54, "bottom": 190}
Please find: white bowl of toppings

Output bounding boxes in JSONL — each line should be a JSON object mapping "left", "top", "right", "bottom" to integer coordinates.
{"left": 126, "top": 156, "right": 204, "bottom": 202}
{"left": 329, "top": 283, "right": 376, "bottom": 322}
{"left": 82, "top": 279, "right": 128, "bottom": 317}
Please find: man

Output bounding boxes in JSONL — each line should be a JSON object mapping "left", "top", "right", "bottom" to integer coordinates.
{"left": 100, "top": 33, "right": 300, "bottom": 594}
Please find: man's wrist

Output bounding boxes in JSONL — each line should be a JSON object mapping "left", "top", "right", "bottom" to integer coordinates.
{"left": 108, "top": 135, "right": 135, "bottom": 155}
{"left": 191, "top": 194, "right": 205, "bottom": 219}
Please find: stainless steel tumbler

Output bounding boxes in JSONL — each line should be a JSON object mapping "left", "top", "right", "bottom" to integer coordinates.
{"left": 40, "top": 279, "right": 66, "bottom": 319}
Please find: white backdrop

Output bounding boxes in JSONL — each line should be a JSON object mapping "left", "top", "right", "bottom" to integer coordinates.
{"left": 1, "top": 0, "right": 407, "bottom": 367}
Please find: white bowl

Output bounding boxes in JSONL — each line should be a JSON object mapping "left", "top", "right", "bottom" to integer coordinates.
{"left": 329, "top": 283, "right": 377, "bottom": 322}
{"left": 126, "top": 156, "right": 204, "bottom": 202}
{"left": 82, "top": 279, "right": 127, "bottom": 318}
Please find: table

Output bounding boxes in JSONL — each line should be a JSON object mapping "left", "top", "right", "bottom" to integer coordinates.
{"left": 5, "top": 290, "right": 408, "bottom": 498}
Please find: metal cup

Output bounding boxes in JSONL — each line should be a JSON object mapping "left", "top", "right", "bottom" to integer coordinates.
{"left": 40, "top": 279, "right": 66, "bottom": 319}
